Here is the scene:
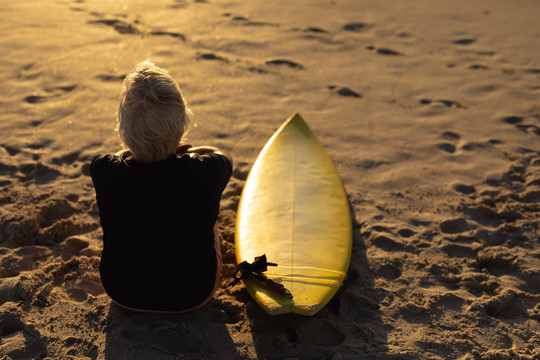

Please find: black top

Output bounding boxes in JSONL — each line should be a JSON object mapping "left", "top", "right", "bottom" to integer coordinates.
{"left": 90, "top": 152, "right": 232, "bottom": 311}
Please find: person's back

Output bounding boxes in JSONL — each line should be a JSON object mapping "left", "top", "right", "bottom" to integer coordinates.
{"left": 90, "top": 61, "right": 233, "bottom": 312}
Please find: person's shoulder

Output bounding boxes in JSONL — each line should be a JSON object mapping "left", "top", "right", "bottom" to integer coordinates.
{"left": 200, "top": 152, "right": 232, "bottom": 172}
{"left": 182, "top": 152, "right": 231, "bottom": 174}
{"left": 206, "top": 152, "right": 231, "bottom": 163}
{"left": 90, "top": 154, "right": 122, "bottom": 175}
{"left": 207, "top": 152, "right": 232, "bottom": 181}
{"left": 91, "top": 153, "right": 116, "bottom": 166}
{"left": 180, "top": 152, "right": 227, "bottom": 164}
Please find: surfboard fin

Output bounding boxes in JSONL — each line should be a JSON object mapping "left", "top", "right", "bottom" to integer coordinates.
{"left": 232, "top": 255, "right": 293, "bottom": 299}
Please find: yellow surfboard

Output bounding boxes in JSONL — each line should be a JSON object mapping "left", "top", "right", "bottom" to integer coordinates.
{"left": 235, "top": 113, "right": 352, "bottom": 316}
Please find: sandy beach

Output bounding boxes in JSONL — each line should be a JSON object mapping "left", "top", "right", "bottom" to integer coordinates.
{"left": 0, "top": 0, "right": 539, "bottom": 358}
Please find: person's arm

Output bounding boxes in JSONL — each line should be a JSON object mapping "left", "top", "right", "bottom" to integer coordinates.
{"left": 175, "top": 144, "right": 192, "bottom": 155}
{"left": 185, "top": 146, "right": 233, "bottom": 168}
{"left": 114, "top": 149, "right": 132, "bottom": 157}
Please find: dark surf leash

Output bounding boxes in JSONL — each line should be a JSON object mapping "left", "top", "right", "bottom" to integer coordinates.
{"left": 232, "top": 254, "right": 293, "bottom": 299}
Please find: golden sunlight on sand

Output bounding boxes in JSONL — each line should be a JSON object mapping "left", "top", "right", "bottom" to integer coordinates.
{"left": 0, "top": 0, "right": 539, "bottom": 359}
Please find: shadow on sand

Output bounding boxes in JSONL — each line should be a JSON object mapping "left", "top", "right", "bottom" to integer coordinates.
{"left": 104, "top": 303, "right": 239, "bottom": 359}
{"left": 103, "top": 207, "right": 389, "bottom": 360}
{"left": 244, "top": 206, "right": 390, "bottom": 359}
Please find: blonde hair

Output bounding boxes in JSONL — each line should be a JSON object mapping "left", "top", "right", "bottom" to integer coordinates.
{"left": 116, "top": 60, "right": 190, "bottom": 162}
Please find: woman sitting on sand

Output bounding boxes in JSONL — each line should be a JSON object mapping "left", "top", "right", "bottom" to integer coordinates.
{"left": 90, "top": 61, "right": 233, "bottom": 313}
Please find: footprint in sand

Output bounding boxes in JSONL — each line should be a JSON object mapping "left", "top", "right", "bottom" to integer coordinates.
{"left": 51, "top": 150, "right": 83, "bottom": 166}
{"left": 197, "top": 52, "right": 227, "bottom": 61}
{"left": 1, "top": 144, "right": 21, "bottom": 156}
{"left": 441, "top": 131, "right": 461, "bottom": 141}
{"left": 441, "top": 243, "right": 477, "bottom": 258}
{"left": 460, "top": 273, "right": 498, "bottom": 296}
{"left": 469, "top": 64, "right": 489, "bottom": 70}
{"left": 150, "top": 30, "right": 186, "bottom": 41}
{"left": 22, "top": 63, "right": 34, "bottom": 71}
{"left": 229, "top": 15, "right": 277, "bottom": 27}
{"left": 428, "top": 292, "right": 466, "bottom": 312}
{"left": 437, "top": 143, "right": 456, "bottom": 153}
{"left": 501, "top": 115, "right": 540, "bottom": 136}
{"left": 62, "top": 337, "right": 99, "bottom": 359}
{"left": 230, "top": 15, "right": 248, "bottom": 21}
{"left": 1, "top": 194, "right": 96, "bottom": 246}
{"left": 52, "top": 85, "right": 77, "bottom": 93}
{"left": 232, "top": 163, "right": 249, "bottom": 181}
{"left": 265, "top": 59, "right": 304, "bottom": 70}
{"left": 365, "top": 46, "right": 403, "bottom": 56}
{"left": 19, "top": 162, "right": 62, "bottom": 184}
{"left": 23, "top": 85, "right": 77, "bottom": 104}
{"left": 213, "top": 300, "right": 243, "bottom": 324}
{"left": 525, "top": 68, "right": 540, "bottom": 74}
{"left": 24, "top": 95, "right": 51, "bottom": 104}
{"left": 61, "top": 236, "right": 90, "bottom": 254}
{"left": 436, "top": 130, "right": 461, "bottom": 154}
{"left": 420, "top": 98, "right": 466, "bottom": 109}
{"left": 0, "top": 314, "right": 26, "bottom": 336}
{"left": 372, "top": 258, "right": 403, "bottom": 280}
{"left": 0, "top": 318, "right": 45, "bottom": 359}
{"left": 517, "top": 124, "right": 540, "bottom": 136}
{"left": 96, "top": 74, "right": 126, "bottom": 82}
{"left": 397, "top": 228, "right": 415, "bottom": 238}
{"left": 377, "top": 48, "right": 403, "bottom": 56}
{"left": 327, "top": 85, "right": 362, "bottom": 98}
{"left": 343, "top": 22, "right": 371, "bottom": 32}
{"left": 88, "top": 18, "right": 140, "bottom": 35}
{"left": 17, "top": 63, "right": 42, "bottom": 81}
{"left": 303, "top": 26, "right": 328, "bottom": 33}
{"left": 501, "top": 116, "right": 524, "bottom": 124}
{"left": 461, "top": 141, "right": 489, "bottom": 151}
{"left": 453, "top": 38, "right": 476, "bottom": 45}
{"left": 371, "top": 235, "right": 411, "bottom": 252}
{"left": 475, "top": 249, "right": 537, "bottom": 313}
{"left": 247, "top": 66, "right": 267, "bottom": 74}
{"left": 451, "top": 182, "right": 476, "bottom": 195}
{"left": 168, "top": 0, "right": 188, "bottom": 9}
{"left": 439, "top": 218, "right": 470, "bottom": 234}
{"left": 395, "top": 302, "right": 431, "bottom": 323}
{"left": 36, "top": 197, "right": 75, "bottom": 229}
{"left": 87, "top": 10, "right": 182, "bottom": 40}
{"left": 517, "top": 189, "right": 540, "bottom": 203}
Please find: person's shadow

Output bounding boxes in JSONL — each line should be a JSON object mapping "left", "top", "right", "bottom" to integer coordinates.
{"left": 104, "top": 303, "right": 239, "bottom": 359}
{"left": 244, "top": 206, "right": 390, "bottom": 359}
{"left": 103, "top": 207, "right": 389, "bottom": 359}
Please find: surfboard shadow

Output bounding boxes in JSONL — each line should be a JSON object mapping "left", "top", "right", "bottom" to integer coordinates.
{"left": 244, "top": 201, "right": 390, "bottom": 359}
{"left": 103, "top": 302, "right": 239, "bottom": 359}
